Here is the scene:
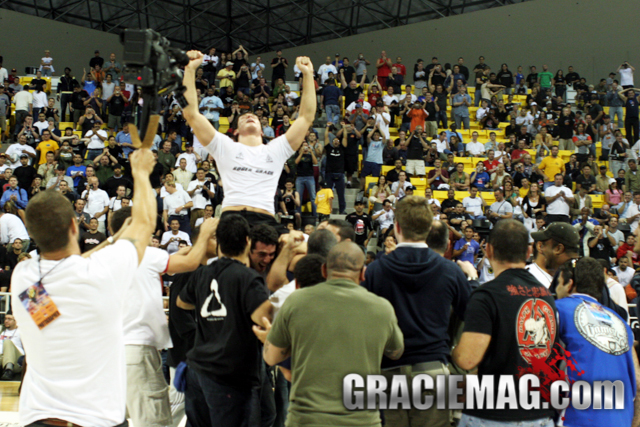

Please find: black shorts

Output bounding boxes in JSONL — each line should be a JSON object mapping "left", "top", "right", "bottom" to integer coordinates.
{"left": 345, "top": 155, "right": 359, "bottom": 176}
{"left": 220, "top": 209, "right": 289, "bottom": 235}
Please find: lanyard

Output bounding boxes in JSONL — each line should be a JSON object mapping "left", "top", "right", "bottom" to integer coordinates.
{"left": 38, "top": 257, "right": 68, "bottom": 286}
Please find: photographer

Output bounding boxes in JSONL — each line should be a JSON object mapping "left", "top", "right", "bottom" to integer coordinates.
{"left": 618, "top": 61, "right": 635, "bottom": 89}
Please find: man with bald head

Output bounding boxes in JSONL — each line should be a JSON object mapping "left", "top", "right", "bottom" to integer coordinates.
{"left": 256, "top": 241, "right": 404, "bottom": 427}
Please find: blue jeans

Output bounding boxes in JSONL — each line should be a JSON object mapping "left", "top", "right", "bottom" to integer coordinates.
{"left": 543, "top": 181, "right": 554, "bottom": 191}
{"left": 325, "top": 104, "right": 340, "bottom": 125}
{"left": 610, "top": 106, "right": 624, "bottom": 128}
{"left": 296, "top": 175, "right": 316, "bottom": 216}
{"left": 459, "top": 414, "right": 554, "bottom": 427}
{"left": 455, "top": 114, "right": 470, "bottom": 130}
{"left": 436, "top": 110, "right": 447, "bottom": 129}
{"left": 325, "top": 172, "right": 345, "bottom": 213}
{"left": 469, "top": 214, "right": 486, "bottom": 220}
{"left": 185, "top": 367, "right": 253, "bottom": 427}
{"left": 86, "top": 148, "right": 103, "bottom": 161}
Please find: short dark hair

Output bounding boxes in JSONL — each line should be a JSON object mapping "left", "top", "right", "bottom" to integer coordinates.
{"left": 395, "top": 196, "right": 433, "bottom": 241}
{"left": 294, "top": 254, "right": 326, "bottom": 288}
{"left": 217, "top": 214, "right": 250, "bottom": 257}
{"left": 488, "top": 219, "right": 529, "bottom": 263}
{"left": 25, "top": 190, "right": 76, "bottom": 253}
{"left": 326, "top": 219, "right": 356, "bottom": 242}
{"left": 249, "top": 224, "right": 279, "bottom": 250}
{"left": 426, "top": 220, "right": 449, "bottom": 255}
{"left": 110, "top": 206, "right": 132, "bottom": 234}
{"left": 307, "top": 229, "right": 338, "bottom": 257}
{"left": 558, "top": 257, "right": 603, "bottom": 301}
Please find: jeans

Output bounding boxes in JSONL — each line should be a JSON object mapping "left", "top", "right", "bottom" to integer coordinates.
{"left": 325, "top": 104, "right": 340, "bottom": 125}
{"left": 626, "top": 115, "right": 639, "bottom": 146}
{"left": 468, "top": 214, "right": 486, "bottom": 220}
{"left": 610, "top": 106, "right": 624, "bottom": 128}
{"left": 325, "top": 172, "right": 345, "bottom": 213}
{"left": 454, "top": 114, "right": 470, "bottom": 130}
{"left": 611, "top": 159, "right": 626, "bottom": 177}
{"left": 543, "top": 181, "right": 554, "bottom": 191}
{"left": 250, "top": 361, "right": 276, "bottom": 427}
{"left": 273, "top": 369, "right": 290, "bottom": 427}
{"left": 32, "top": 107, "right": 42, "bottom": 119}
{"left": 296, "top": 175, "right": 317, "bottom": 216}
{"left": 41, "top": 68, "right": 52, "bottom": 77}
{"left": 185, "top": 367, "right": 252, "bottom": 427}
{"left": 435, "top": 110, "right": 447, "bottom": 129}
{"left": 459, "top": 414, "right": 554, "bottom": 427}
{"left": 474, "top": 88, "right": 482, "bottom": 106}
{"left": 15, "top": 110, "right": 29, "bottom": 130}
{"left": 86, "top": 148, "right": 103, "bottom": 161}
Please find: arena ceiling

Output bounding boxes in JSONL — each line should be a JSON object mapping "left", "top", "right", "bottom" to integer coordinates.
{"left": 2, "top": 0, "right": 531, "bottom": 54}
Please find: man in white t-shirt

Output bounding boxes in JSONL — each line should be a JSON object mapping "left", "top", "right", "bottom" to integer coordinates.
{"left": 618, "top": 62, "right": 635, "bottom": 88}
{"left": 6, "top": 135, "right": 36, "bottom": 169}
{"left": 160, "top": 173, "right": 184, "bottom": 199}
{"left": 371, "top": 104, "right": 391, "bottom": 140}
{"left": 195, "top": 204, "right": 214, "bottom": 228}
{"left": 0, "top": 213, "right": 30, "bottom": 250}
{"left": 84, "top": 121, "right": 108, "bottom": 161}
{"left": 187, "top": 169, "right": 215, "bottom": 230}
{"left": 175, "top": 144, "right": 201, "bottom": 174}
{"left": 11, "top": 148, "right": 157, "bottom": 427}
{"left": 544, "top": 173, "right": 575, "bottom": 223}
{"left": 81, "top": 176, "right": 110, "bottom": 233}
{"left": 462, "top": 186, "right": 486, "bottom": 219}
{"left": 317, "top": 57, "right": 338, "bottom": 84}
{"left": 466, "top": 132, "right": 485, "bottom": 157}
{"left": 161, "top": 218, "right": 192, "bottom": 255}
{"left": 163, "top": 182, "right": 193, "bottom": 234}
{"left": 109, "top": 206, "right": 217, "bottom": 427}
{"left": 182, "top": 50, "right": 316, "bottom": 232}
{"left": 0, "top": 313, "right": 24, "bottom": 380}
{"left": 613, "top": 256, "right": 635, "bottom": 287}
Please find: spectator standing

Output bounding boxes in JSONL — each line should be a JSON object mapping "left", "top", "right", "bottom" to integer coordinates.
{"left": 544, "top": 173, "right": 575, "bottom": 224}
{"left": 12, "top": 85, "right": 33, "bottom": 129}
{"left": 619, "top": 88, "right": 640, "bottom": 145}
{"left": 163, "top": 181, "right": 193, "bottom": 234}
{"left": 271, "top": 50, "right": 288, "bottom": 88}
{"left": 320, "top": 78, "right": 342, "bottom": 125}
{"left": 0, "top": 313, "right": 24, "bottom": 380}
{"left": 453, "top": 220, "right": 559, "bottom": 427}
{"left": 81, "top": 176, "right": 110, "bottom": 233}
{"left": 376, "top": 51, "right": 392, "bottom": 90}
{"left": 618, "top": 61, "right": 635, "bottom": 89}
{"left": 364, "top": 196, "right": 470, "bottom": 427}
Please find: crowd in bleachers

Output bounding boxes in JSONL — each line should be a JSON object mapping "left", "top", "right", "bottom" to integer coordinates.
{"left": 2, "top": 46, "right": 640, "bottom": 427}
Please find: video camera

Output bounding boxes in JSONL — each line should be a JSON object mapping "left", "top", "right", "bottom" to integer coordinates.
{"left": 120, "top": 29, "right": 190, "bottom": 138}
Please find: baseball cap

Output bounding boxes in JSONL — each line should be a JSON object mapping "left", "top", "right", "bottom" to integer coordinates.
{"left": 407, "top": 185, "right": 416, "bottom": 191}
{"left": 10, "top": 68, "right": 16, "bottom": 72}
{"left": 226, "top": 61, "right": 234, "bottom": 66}
{"left": 19, "top": 154, "right": 28, "bottom": 159}
{"left": 531, "top": 222, "right": 580, "bottom": 251}
{"left": 0, "top": 154, "right": 7, "bottom": 158}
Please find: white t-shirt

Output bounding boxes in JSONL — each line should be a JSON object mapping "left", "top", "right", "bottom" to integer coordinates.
{"left": 164, "top": 189, "right": 192, "bottom": 217}
{"left": 13, "top": 91, "right": 33, "bottom": 112}
{"left": 466, "top": 141, "right": 485, "bottom": 156}
{"left": 462, "top": 196, "right": 484, "bottom": 216}
{"left": 34, "top": 120, "right": 49, "bottom": 135}
{"left": 317, "top": 64, "right": 338, "bottom": 84}
{"left": 84, "top": 129, "right": 108, "bottom": 150}
{"left": 613, "top": 266, "right": 635, "bottom": 287}
{"left": 175, "top": 152, "right": 198, "bottom": 174}
{"left": 6, "top": 144, "right": 36, "bottom": 169}
{"left": 391, "top": 181, "right": 412, "bottom": 199}
{"left": 32, "top": 91, "right": 48, "bottom": 109}
{"left": 108, "top": 197, "right": 132, "bottom": 212}
{"left": 382, "top": 94, "right": 399, "bottom": 106}
{"left": 187, "top": 179, "right": 211, "bottom": 210}
{"left": 620, "top": 67, "right": 634, "bottom": 87}
{"left": 0, "top": 327, "right": 23, "bottom": 355}
{"left": 204, "top": 132, "right": 294, "bottom": 214}
{"left": 11, "top": 241, "right": 138, "bottom": 427}
{"left": 545, "top": 185, "right": 573, "bottom": 216}
{"left": 0, "top": 213, "right": 29, "bottom": 245}
{"left": 284, "top": 91, "right": 299, "bottom": 107}
{"left": 123, "top": 247, "right": 171, "bottom": 349}
{"left": 161, "top": 230, "right": 191, "bottom": 255}
{"left": 525, "top": 262, "right": 553, "bottom": 288}
{"left": 626, "top": 203, "right": 640, "bottom": 232}
{"left": 160, "top": 182, "right": 184, "bottom": 199}
{"left": 102, "top": 82, "right": 115, "bottom": 100}
{"left": 374, "top": 209, "right": 395, "bottom": 229}
{"left": 251, "top": 62, "right": 265, "bottom": 80}
{"left": 478, "top": 257, "right": 495, "bottom": 285}
{"left": 346, "top": 100, "right": 371, "bottom": 114}
{"left": 432, "top": 138, "right": 448, "bottom": 153}
{"left": 270, "top": 280, "right": 296, "bottom": 317}
{"left": 607, "top": 278, "right": 629, "bottom": 316}
{"left": 372, "top": 112, "right": 391, "bottom": 140}
{"left": 81, "top": 188, "right": 110, "bottom": 221}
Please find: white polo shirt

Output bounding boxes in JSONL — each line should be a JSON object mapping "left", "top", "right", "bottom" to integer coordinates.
{"left": 525, "top": 261, "right": 553, "bottom": 289}
{"left": 164, "top": 189, "right": 192, "bottom": 217}
{"left": 187, "top": 179, "right": 212, "bottom": 210}
{"left": 0, "top": 213, "right": 29, "bottom": 244}
{"left": 466, "top": 141, "right": 485, "bottom": 156}
{"left": 204, "top": 132, "right": 294, "bottom": 214}
{"left": 12, "top": 240, "right": 138, "bottom": 427}
{"left": 123, "top": 247, "right": 172, "bottom": 349}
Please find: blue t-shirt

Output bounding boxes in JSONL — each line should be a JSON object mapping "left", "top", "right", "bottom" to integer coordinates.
{"left": 515, "top": 73, "right": 524, "bottom": 85}
{"left": 472, "top": 171, "right": 490, "bottom": 190}
{"left": 556, "top": 294, "right": 635, "bottom": 427}
{"left": 322, "top": 85, "right": 342, "bottom": 106}
{"left": 83, "top": 80, "right": 97, "bottom": 96}
{"left": 116, "top": 131, "right": 134, "bottom": 158}
{"left": 366, "top": 138, "right": 384, "bottom": 165}
{"left": 454, "top": 238, "right": 479, "bottom": 263}
{"left": 66, "top": 165, "right": 87, "bottom": 188}
{"left": 199, "top": 96, "right": 224, "bottom": 121}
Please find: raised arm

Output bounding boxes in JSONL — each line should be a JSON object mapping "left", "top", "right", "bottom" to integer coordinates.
{"left": 119, "top": 149, "right": 158, "bottom": 264}
{"left": 285, "top": 57, "right": 317, "bottom": 151}
{"left": 182, "top": 51, "right": 216, "bottom": 147}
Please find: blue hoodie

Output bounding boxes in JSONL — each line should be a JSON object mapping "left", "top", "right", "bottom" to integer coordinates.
{"left": 362, "top": 246, "right": 471, "bottom": 368}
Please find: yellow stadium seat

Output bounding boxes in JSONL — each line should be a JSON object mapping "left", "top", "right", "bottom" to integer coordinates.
{"left": 592, "top": 195, "right": 604, "bottom": 209}
{"left": 433, "top": 191, "right": 449, "bottom": 202}
{"left": 364, "top": 176, "right": 378, "bottom": 196}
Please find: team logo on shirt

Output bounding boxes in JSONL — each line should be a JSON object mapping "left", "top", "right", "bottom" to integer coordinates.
{"left": 236, "top": 152, "right": 244, "bottom": 160}
{"left": 516, "top": 298, "right": 556, "bottom": 364}
{"left": 574, "top": 302, "right": 629, "bottom": 355}
{"left": 200, "top": 279, "right": 227, "bottom": 320}
{"left": 266, "top": 155, "right": 273, "bottom": 163}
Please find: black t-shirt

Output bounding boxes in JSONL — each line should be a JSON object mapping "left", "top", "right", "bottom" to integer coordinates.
{"left": 346, "top": 212, "right": 373, "bottom": 246}
{"left": 554, "top": 75, "right": 565, "bottom": 87}
{"left": 341, "top": 65, "right": 356, "bottom": 84}
{"left": 325, "top": 143, "right": 345, "bottom": 174}
{"left": 109, "top": 94, "right": 126, "bottom": 116}
{"left": 626, "top": 93, "right": 639, "bottom": 117}
{"left": 343, "top": 86, "right": 363, "bottom": 108}
{"left": 589, "top": 236, "right": 613, "bottom": 261}
{"left": 180, "top": 258, "right": 269, "bottom": 388}
{"left": 280, "top": 191, "right": 297, "bottom": 212}
{"left": 13, "top": 166, "right": 36, "bottom": 191}
{"left": 271, "top": 57, "right": 287, "bottom": 77}
{"left": 79, "top": 231, "right": 107, "bottom": 253}
{"left": 296, "top": 153, "right": 314, "bottom": 177}
{"left": 575, "top": 174, "right": 596, "bottom": 191}
{"left": 407, "top": 135, "right": 425, "bottom": 160}
{"left": 424, "top": 102, "right": 437, "bottom": 122}
{"left": 433, "top": 90, "right": 448, "bottom": 112}
{"left": 31, "top": 78, "right": 46, "bottom": 92}
{"left": 525, "top": 73, "right": 538, "bottom": 87}
{"left": 557, "top": 115, "right": 575, "bottom": 139}
{"left": 441, "top": 198, "right": 458, "bottom": 213}
{"left": 462, "top": 269, "right": 559, "bottom": 421}
{"left": 345, "top": 132, "right": 360, "bottom": 156}
{"left": 565, "top": 72, "right": 580, "bottom": 84}
{"left": 496, "top": 70, "right": 513, "bottom": 87}
{"left": 71, "top": 90, "right": 89, "bottom": 110}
